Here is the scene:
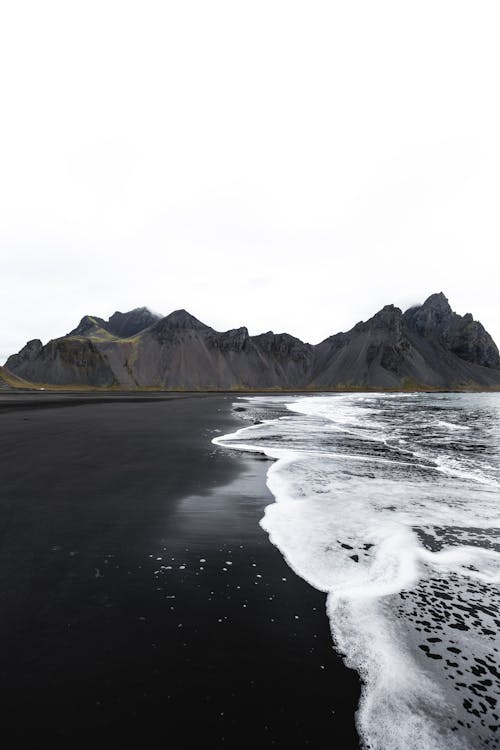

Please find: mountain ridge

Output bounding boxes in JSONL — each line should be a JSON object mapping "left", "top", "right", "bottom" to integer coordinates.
{"left": 4, "top": 295, "right": 500, "bottom": 390}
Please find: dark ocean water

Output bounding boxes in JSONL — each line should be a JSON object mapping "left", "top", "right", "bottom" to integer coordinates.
{"left": 215, "top": 393, "right": 500, "bottom": 749}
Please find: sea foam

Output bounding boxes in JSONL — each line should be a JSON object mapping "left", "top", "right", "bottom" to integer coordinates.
{"left": 214, "top": 393, "right": 500, "bottom": 749}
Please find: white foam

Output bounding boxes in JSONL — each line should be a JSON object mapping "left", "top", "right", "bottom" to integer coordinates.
{"left": 434, "top": 419, "right": 470, "bottom": 431}
{"left": 214, "top": 393, "right": 500, "bottom": 749}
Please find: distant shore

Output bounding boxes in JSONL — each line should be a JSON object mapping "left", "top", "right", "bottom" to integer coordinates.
{"left": 0, "top": 392, "right": 360, "bottom": 746}
{"left": 2, "top": 382, "right": 500, "bottom": 396}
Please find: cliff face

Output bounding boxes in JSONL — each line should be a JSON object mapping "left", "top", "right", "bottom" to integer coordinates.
{"left": 6, "top": 338, "right": 116, "bottom": 387}
{"left": 4, "top": 295, "right": 500, "bottom": 389}
{"left": 312, "top": 305, "right": 414, "bottom": 388}
{"left": 126, "top": 311, "right": 315, "bottom": 388}
{"left": 313, "top": 295, "right": 500, "bottom": 389}
{"left": 404, "top": 293, "right": 500, "bottom": 369}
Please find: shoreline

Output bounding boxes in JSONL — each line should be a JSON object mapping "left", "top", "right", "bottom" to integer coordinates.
{"left": 0, "top": 392, "right": 361, "bottom": 746}
{"left": 2, "top": 384, "right": 500, "bottom": 394}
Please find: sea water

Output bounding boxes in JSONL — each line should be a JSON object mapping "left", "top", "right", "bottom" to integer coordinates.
{"left": 214, "top": 393, "right": 500, "bottom": 749}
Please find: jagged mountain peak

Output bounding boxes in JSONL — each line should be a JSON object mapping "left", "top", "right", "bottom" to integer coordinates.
{"left": 345, "top": 304, "right": 404, "bottom": 338}
{"left": 69, "top": 315, "right": 108, "bottom": 337}
{"left": 404, "top": 292, "right": 451, "bottom": 331}
{"left": 4, "top": 292, "right": 500, "bottom": 389}
{"left": 106, "top": 307, "right": 162, "bottom": 337}
{"left": 156, "top": 309, "right": 210, "bottom": 330}
{"left": 421, "top": 292, "right": 451, "bottom": 311}
{"left": 224, "top": 326, "right": 249, "bottom": 337}
{"left": 370, "top": 304, "right": 404, "bottom": 325}
{"left": 109, "top": 306, "right": 157, "bottom": 318}
{"left": 124, "top": 305, "right": 152, "bottom": 313}
{"left": 68, "top": 308, "right": 162, "bottom": 339}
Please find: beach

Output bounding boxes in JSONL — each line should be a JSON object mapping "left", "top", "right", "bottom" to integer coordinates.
{"left": 0, "top": 393, "right": 360, "bottom": 747}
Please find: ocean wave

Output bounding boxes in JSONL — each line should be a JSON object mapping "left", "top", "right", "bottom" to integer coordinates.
{"left": 214, "top": 392, "right": 500, "bottom": 749}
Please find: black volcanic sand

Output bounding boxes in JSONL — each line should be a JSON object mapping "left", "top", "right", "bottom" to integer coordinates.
{"left": 0, "top": 393, "right": 360, "bottom": 747}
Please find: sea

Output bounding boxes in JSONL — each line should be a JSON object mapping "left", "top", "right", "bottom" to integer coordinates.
{"left": 214, "top": 392, "right": 500, "bottom": 750}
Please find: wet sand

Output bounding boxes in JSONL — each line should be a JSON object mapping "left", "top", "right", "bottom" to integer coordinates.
{"left": 0, "top": 393, "right": 360, "bottom": 746}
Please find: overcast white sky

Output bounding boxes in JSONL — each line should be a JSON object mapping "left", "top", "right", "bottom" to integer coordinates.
{"left": 1, "top": 0, "right": 499, "bottom": 363}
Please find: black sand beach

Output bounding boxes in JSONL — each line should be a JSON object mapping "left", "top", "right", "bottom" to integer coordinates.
{"left": 0, "top": 393, "right": 360, "bottom": 747}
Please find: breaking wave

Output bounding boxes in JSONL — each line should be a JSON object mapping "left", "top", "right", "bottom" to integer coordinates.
{"left": 214, "top": 392, "right": 500, "bottom": 749}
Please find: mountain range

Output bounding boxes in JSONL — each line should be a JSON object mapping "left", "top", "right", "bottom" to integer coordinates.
{"left": 3, "top": 294, "right": 500, "bottom": 390}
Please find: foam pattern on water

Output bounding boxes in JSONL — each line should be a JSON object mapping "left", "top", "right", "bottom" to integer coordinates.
{"left": 214, "top": 393, "right": 500, "bottom": 749}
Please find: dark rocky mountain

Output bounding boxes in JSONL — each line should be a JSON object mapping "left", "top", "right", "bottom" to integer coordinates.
{"left": 69, "top": 307, "right": 161, "bottom": 339}
{"left": 6, "top": 337, "right": 115, "bottom": 387}
{"left": 5, "top": 338, "right": 44, "bottom": 373}
{"left": 4, "top": 295, "right": 500, "bottom": 390}
{"left": 106, "top": 307, "right": 162, "bottom": 337}
{"left": 404, "top": 293, "right": 500, "bottom": 369}
{"left": 312, "top": 294, "right": 500, "bottom": 389}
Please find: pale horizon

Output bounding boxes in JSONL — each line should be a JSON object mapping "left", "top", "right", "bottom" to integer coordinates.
{"left": 1, "top": 1, "right": 499, "bottom": 361}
